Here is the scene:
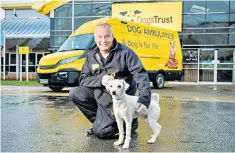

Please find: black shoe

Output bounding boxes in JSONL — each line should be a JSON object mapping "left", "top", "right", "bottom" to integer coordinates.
{"left": 87, "top": 128, "right": 94, "bottom": 136}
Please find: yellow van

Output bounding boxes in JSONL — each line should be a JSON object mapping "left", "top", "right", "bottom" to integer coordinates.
{"left": 37, "top": 17, "right": 182, "bottom": 92}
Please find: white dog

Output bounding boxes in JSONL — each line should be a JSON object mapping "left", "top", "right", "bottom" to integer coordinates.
{"left": 106, "top": 79, "right": 161, "bottom": 149}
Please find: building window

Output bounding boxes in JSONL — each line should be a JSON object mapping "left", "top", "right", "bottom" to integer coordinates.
{"left": 74, "top": 17, "right": 92, "bottom": 30}
{"left": 206, "top": 13, "right": 229, "bottom": 23}
{"left": 5, "top": 53, "right": 9, "bottom": 65}
{"left": 206, "top": 1, "right": 230, "bottom": 13}
{"left": 229, "top": 33, "right": 235, "bottom": 45}
{"left": 29, "top": 53, "right": 36, "bottom": 65}
{"left": 74, "top": 4, "right": 91, "bottom": 16}
{"left": 51, "top": 3, "right": 72, "bottom": 49}
{"left": 183, "top": 49, "right": 198, "bottom": 63}
{"left": 92, "top": 3, "right": 111, "bottom": 16}
{"left": 183, "top": 14, "right": 206, "bottom": 28}
{"left": 4, "top": 52, "right": 49, "bottom": 73}
{"left": 218, "top": 49, "right": 233, "bottom": 63}
{"left": 230, "top": 13, "right": 235, "bottom": 22}
{"left": 182, "top": 34, "right": 229, "bottom": 45}
{"left": 50, "top": 30, "right": 72, "bottom": 36}
{"left": 183, "top": 27, "right": 229, "bottom": 34}
{"left": 229, "top": 22, "right": 235, "bottom": 45}
{"left": 10, "top": 53, "right": 16, "bottom": 65}
{"left": 8, "top": 53, "right": 16, "bottom": 73}
{"left": 183, "top": 1, "right": 206, "bottom": 14}
{"left": 74, "top": 17, "right": 102, "bottom": 30}
{"left": 203, "top": 22, "right": 229, "bottom": 28}
{"left": 231, "top": 1, "right": 235, "bottom": 12}
{"left": 54, "top": 4, "right": 72, "bottom": 17}
{"left": 217, "top": 70, "right": 233, "bottom": 82}
{"left": 36, "top": 53, "right": 43, "bottom": 65}
{"left": 51, "top": 18, "right": 72, "bottom": 31}
{"left": 1, "top": 57, "right": 3, "bottom": 65}
{"left": 50, "top": 36, "right": 68, "bottom": 48}
{"left": 182, "top": 48, "right": 199, "bottom": 82}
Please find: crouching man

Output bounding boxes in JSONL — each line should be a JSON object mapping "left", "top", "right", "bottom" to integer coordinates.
{"left": 69, "top": 22, "right": 151, "bottom": 139}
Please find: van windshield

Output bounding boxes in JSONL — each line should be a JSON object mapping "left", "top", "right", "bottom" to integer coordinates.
{"left": 58, "top": 34, "right": 94, "bottom": 52}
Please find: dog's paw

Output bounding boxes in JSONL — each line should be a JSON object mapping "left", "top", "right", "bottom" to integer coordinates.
{"left": 148, "top": 135, "right": 157, "bottom": 144}
{"left": 147, "top": 138, "right": 156, "bottom": 144}
{"left": 113, "top": 141, "right": 123, "bottom": 146}
{"left": 122, "top": 143, "right": 130, "bottom": 149}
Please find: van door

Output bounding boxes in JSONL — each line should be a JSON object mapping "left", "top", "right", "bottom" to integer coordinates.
{"left": 113, "top": 22, "right": 139, "bottom": 52}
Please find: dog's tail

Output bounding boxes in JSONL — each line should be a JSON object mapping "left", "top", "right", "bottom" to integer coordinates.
{"left": 151, "top": 93, "right": 160, "bottom": 104}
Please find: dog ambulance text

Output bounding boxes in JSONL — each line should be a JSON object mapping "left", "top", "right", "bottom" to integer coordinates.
{"left": 127, "top": 25, "right": 174, "bottom": 40}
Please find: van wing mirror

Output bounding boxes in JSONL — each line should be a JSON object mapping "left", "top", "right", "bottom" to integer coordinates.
{"left": 88, "top": 42, "right": 96, "bottom": 50}
{"left": 49, "top": 48, "right": 58, "bottom": 53}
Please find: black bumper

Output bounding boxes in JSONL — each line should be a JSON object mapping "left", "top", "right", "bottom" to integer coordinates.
{"left": 165, "top": 70, "right": 182, "bottom": 81}
{"left": 148, "top": 70, "right": 182, "bottom": 81}
{"left": 37, "top": 69, "right": 80, "bottom": 87}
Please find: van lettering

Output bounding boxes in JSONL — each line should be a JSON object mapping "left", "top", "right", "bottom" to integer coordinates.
{"left": 137, "top": 16, "right": 155, "bottom": 25}
{"left": 144, "top": 28, "right": 174, "bottom": 40}
{"left": 128, "top": 40, "right": 138, "bottom": 49}
{"left": 154, "top": 16, "right": 173, "bottom": 23}
{"left": 127, "top": 25, "right": 141, "bottom": 34}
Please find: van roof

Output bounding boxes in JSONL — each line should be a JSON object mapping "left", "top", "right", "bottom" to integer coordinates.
{"left": 70, "top": 17, "right": 177, "bottom": 37}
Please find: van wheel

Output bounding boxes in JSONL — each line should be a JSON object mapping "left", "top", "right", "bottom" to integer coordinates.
{"left": 153, "top": 73, "right": 165, "bottom": 89}
{"left": 49, "top": 87, "right": 63, "bottom": 92}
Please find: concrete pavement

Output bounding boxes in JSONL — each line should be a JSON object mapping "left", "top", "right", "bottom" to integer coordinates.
{"left": 1, "top": 94, "right": 235, "bottom": 152}
{"left": 1, "top": 84, "right": 235, "bottom": 102}
{"left": 1, "top": 84, "right": 235, "bottom": 152}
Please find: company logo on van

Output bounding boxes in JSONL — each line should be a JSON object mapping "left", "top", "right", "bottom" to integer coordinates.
{"left": 119, "top": 10, "right": 173, "bottom": 25}
{"left": 119, "top": 10, "right": 142, "bottom": 22}
{"left": 112, "top": 2, "right": 182, "bottom": 31}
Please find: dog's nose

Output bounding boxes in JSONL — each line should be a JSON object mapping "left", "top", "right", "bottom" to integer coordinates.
{"left": 112, "top": 91, "right": 116, "bottom": 95}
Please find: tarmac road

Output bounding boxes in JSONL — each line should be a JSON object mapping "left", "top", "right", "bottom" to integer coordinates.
{"left": 1, "top": 85, "right": 235, "bottom": 152}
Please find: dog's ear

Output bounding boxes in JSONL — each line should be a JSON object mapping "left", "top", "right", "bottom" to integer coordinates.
{"left": 122, "top": 80, "right": 130, "bottom": 91}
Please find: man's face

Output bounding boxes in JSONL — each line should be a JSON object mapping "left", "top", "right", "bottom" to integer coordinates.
{"left": 94, "top": 26, "right": 114, "bottom": 52}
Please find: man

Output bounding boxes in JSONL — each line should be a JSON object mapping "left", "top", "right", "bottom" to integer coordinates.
{"left": 69, "top": 22, "right": 151, "bottom": 139}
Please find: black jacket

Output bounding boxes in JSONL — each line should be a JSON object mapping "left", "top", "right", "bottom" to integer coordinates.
{"left": 79, "top": 39, "right": 151, "bottom": 108}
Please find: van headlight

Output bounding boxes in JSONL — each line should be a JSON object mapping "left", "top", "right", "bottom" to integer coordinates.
{"left": 58, "top": 56, "right": 79, "bottom": 65}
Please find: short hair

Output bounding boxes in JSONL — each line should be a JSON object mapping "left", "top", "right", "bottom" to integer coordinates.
{"left": 94, "top": 22, "right": 113, "bottom": 34}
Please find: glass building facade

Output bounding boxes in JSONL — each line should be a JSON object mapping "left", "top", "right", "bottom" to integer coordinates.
{"left": 50, "top": 0, "right": 235, "bottom": 83}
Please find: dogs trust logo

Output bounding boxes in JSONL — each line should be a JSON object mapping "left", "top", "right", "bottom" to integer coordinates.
{"left": 119, "top": 10, "right": 142, "bottom": 22}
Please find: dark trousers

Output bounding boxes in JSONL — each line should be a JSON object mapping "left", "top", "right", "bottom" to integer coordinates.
{"left": 69, "top": 86, "right": 138, "bottom": 138}
{"left": 69, "top": 86, "right": 111, "bottom": 123}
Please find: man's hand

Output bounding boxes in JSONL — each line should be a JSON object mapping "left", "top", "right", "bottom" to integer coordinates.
{"left": 135, "top": 103, "right": 148, "bottom": 116}
{"left": 101, "top": 75, "right": 114, "bottom": 86}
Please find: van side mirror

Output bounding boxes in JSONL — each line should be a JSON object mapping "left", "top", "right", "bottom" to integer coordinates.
{"left": 49, "top": 48, "right": 58, "bottom": 53}
{"left": 88, "top": 41, "right": 96, "bottom": 50}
